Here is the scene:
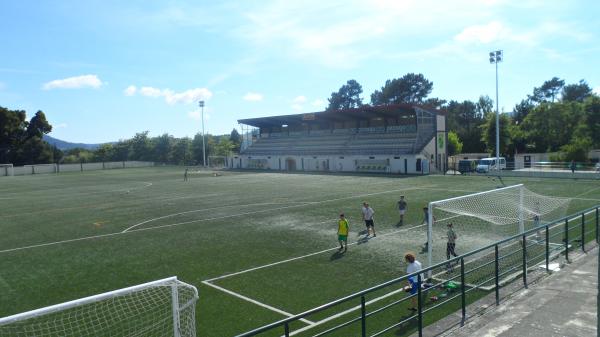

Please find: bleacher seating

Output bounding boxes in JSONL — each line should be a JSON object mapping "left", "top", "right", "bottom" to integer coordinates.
{"left": 242, "top": 127, "right": 420, "bottom": 156}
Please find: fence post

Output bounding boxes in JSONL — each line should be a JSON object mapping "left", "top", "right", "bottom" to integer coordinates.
{"left": 360, "top": 295, "right": 366, "bottom": 337}
{"left": 284, "top": 322, "right": 290, "bottom": 337}
{"left": 494, "top": 245, "right": 499, "bottom": 305}
{"left": 460, "top": 258, "right": 466, "bottom": 325}
{"left": 596, "top": 207, "right": 600, "bottom": 243}
{"left": 565, "top": 218, "right": 569, "bottom": 263}
{"left": 545, "top": 225, "right": 550, "bottom": 273}
{"left": 522, "top": 235, "right": 528, "bottom": 289}
{"left": 417, "top": 274, "right": 423, "bottom": 337}
{"left": 581, "top": 212, "right": 585, "bottom": 252}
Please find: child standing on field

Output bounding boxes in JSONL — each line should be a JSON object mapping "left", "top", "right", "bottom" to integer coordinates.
{"left": 337, "top": 214, "right": 349, "bottom": 252}
{"left": 397, "top": 196, "right": 407, "bottom": 226}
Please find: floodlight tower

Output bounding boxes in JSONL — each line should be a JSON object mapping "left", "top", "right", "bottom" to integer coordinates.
{"left": 198, "top": 100, "right": 206, "bottom": 167}
{"left": 489, "top": 50, "right": 503, "bottom": 170}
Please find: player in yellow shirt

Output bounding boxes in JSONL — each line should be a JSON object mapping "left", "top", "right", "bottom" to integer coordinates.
{"left": 338, "top": 213, "right": 349, "bottom": 252}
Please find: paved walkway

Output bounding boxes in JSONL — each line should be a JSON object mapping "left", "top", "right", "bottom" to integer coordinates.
{"left": 444, "top": 247, "right": 598, "bottom": 337}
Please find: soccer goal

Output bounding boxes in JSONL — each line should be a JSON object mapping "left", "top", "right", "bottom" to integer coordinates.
{"left": 0, "top": 277, "right": 199, "bottom": 337}
{"left": 0, "top": 164, "right": 13, "bottom": 176}
{"left": 426, "top": 184, "right": 571, "bottom": 282}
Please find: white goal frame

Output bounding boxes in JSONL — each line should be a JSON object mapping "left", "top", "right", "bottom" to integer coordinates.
{"left": 427, "top": 184, "right": 525, "bottom": 271}
{"left": 0, "top": 276, "right": 199, "bottom": 337}
{"left": 0, "top": 164, "right": 13, "bottom": 176}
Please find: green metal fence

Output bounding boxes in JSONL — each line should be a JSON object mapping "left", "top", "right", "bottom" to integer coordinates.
{"left": 236, "top": 205, "right": 600, "bottom": 337}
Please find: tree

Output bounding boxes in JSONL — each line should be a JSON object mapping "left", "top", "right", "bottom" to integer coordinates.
{"left": 229, "top": 129, "right": 241, "bottom": 153}
{"left": 583, "top": 95, "right": 600, "bottom": 148}
{"left": 423, "top": 97, "right": 447, "bottom": 109}
{"left": 94, "top": 144, "right": 115, "bottom": 162}
{"left": 170, "top": 137, "right": 191, "bottom": 165}
{"left": 561, "top": 80, "right": 593, "bottom": 102}
{"left": 0, "top": 107, "right": 54, "bottom": 165}
{"left": 560, "top": 136, "right": 592, "bottom": 162}
{"left": 512, "top": 99, "right": 534, "bottom": 125}
{"left": 213, "top": 138, "right": 235, "bottom": 156}
{"left": 370, "top": 73, "right": 433, "bottom": 105}
{"left": 130, "top": 131, "right": 152, "bottom": 161}
{"left": 529, "top": 77, "right": 565, "bottom": 103}
{"left": 447, "top": 131, "right": 463, "bottom": 156}
{"left": 191, "top": 133, "right": 206, "bottom": 165}
{"left": 153, "top": 133, "right": 173, "bottom": 163}
{"left": 445, "top": 100, "right": 486, "bottom": 153}
{"left": 326, "top": 79, "right": 363, "bottom": 111}
{"left": 519, "top": 102, "right": 583, "bottom": 152}
{"left": 480, "top": 113, "right": 511, "bottom": 156}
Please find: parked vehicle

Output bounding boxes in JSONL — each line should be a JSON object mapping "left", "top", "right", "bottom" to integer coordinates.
{"left": 458, "top": 159, "right": 477, "bottom": 174}
{"left": 476, "top": 157, "right": 506, "bottom": 173}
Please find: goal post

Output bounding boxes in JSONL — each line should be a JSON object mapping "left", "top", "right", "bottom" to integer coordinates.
{"left": 427, "top": 184, "right": 570, "bottom": 274}
{"left": 208, "top": 156, "right": 227, "bottom": 169}
{"left": 0, "top": 164, "right": 13, "bottom": 176}
{"left": 0, "top": 276, "right": 199, "bottom": 337}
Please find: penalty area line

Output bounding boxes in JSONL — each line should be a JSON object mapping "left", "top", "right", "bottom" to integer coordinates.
{"left": 204, "top": 223, "right": 427, "bottom": 283}
{"left": 201, "top": 281, "right": 315, "bottom": 326}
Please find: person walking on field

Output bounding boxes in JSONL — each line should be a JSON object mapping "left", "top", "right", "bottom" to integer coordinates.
{"left": 337, "top": 213, "right": 349, "bottom": 252}
{"left": 405, "top": 253, "right": 422, "bottom": 312}
{"left": 445, "top": 223, "right": 458, "bottom": 272}
{"left": 361, "top": 202, "right": 376, "bottom": 238}
{"left": 397, "top": 196, "right": 407, "bottom": 226}
{"left": 570, "top": 160, "right": 576, "bottom": 173}
{"left": 184, "top": 168, "right": 188, "bottom": 182}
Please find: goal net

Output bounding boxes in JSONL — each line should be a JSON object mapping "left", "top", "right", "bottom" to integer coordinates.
{"left": 0, "top": 277, "right": 199, "bottom": 337}
{"left": 426, "top": 184, "right": 571, "bottom": 286}
{"left": 0, "top": 164, "right": 13, "bottom": 176}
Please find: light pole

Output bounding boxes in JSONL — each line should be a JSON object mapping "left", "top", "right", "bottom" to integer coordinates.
{"left": 198, "top": 100, "right": 206, "bottom": 167}
{"left": 489, "top": 50, "right": 503, "bottom": 170}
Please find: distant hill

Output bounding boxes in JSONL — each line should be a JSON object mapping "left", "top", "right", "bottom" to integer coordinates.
{"left": 43, "top": 135, "right": 103, "bottom": 151}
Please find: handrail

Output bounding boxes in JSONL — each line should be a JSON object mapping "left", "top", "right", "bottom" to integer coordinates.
{"left": 236, "top": 204, "right": 600, "bottom": 337}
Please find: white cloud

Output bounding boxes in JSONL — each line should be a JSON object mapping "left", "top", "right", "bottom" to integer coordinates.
{"left": 43, "top": 75, "right": 103, "bottom": 90}
{"left": 133, "top": 86, "right": 213, "bottom": 104}
{"left": 243, "top": 92, "right": 263, "bottom": 101}
{"left": 55, "top": 123, "right": 68, "bottom": 128}
{"left": 454, "top": 21, "right": 507, "bottom": 44}
{"left": 139, "top": 86, "right": 164, "bottom": 97}
{"left": 124, "top": 85, "right": 137, "bottom": 96}
{"left": 292, "top": 95, "right": 307, "bottom": 104}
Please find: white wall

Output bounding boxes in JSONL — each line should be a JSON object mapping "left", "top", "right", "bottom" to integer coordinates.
{"left": 233, "top": 155, "right": 429, "bottom": 174}
{"left": 5, "top": 161, "right": 154, "bottom": 176}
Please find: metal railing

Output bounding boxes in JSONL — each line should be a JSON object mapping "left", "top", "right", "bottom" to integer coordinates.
{"left": 236, "top": 205, "right": 600, "bottom": 337}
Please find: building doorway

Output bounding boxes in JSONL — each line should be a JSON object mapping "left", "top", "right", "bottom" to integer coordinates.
{"left": 286, "top": 158, "right": 297, "bottom": 171}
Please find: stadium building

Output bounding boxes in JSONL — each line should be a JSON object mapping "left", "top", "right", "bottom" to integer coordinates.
{"left": 229, "top": 104, "right": 447, "bottom": 174}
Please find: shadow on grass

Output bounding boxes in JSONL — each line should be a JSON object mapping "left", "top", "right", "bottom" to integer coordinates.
{"left": 330, "top": 250, "right": 346, "bottom": 260}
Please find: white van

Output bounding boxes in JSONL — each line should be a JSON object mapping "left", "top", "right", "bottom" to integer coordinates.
{"left": 476, "top": 157, "right": 506, "bottom": 173}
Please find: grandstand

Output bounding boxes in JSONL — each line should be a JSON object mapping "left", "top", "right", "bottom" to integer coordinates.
{"left": 230, "top": 104, "right": 447, "bottom": 174}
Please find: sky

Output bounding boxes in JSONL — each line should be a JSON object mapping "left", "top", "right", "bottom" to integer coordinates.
{"left": 0, "top": 0, "right": 599, "bottom": 143}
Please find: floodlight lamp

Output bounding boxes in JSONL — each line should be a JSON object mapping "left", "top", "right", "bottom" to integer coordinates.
{"left": 489, "top": 52, "right": 495, "bottom": 57}
{"left": 496, "top": 55, "right": 502, "bottom": 62}
{"left": 495, "top": 50, "right": 502, "bottom": 56}
{"left": 489, "top": 57, "right": 495, "bottom": 63}
{"left": 198, "top": 100, "right": 205, "bottom": 107}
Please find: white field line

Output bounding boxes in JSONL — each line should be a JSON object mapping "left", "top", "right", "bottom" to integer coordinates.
{"left": 126, "top": 187, "right": 424, "bottom": 234}
{"left": 575, "top": 185, "right": 600, "bottom": 198}
{"left": 204, "top": 223, "right": 427, "bottom": 283}
{"left": 0, "top": 181, "right": 154, "bottom": 200}
{"left": 201, "top": 281, "right": 316, "bottom": 326}
{"left": 0, "top": 187, "right": 422, "bottom": 254}
{"left": 286, "top": 287, "right": 407, "bottom": 337}
{"left": 122, "top": 201, "right": 312, "bottom": 232}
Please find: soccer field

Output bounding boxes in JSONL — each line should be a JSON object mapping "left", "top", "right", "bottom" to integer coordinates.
{"left": 1, "top": 167, "right": 600, "bottom": 336}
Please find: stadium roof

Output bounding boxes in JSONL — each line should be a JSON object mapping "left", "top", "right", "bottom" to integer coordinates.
{"left": 238, "top": 104, "right": 441, "bottom": 128}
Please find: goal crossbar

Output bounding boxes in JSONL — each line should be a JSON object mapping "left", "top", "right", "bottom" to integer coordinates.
{"left": 0, "top": 276, "right": 199, "bottom": 337}
{"left": 427, "top": 184, "right": 525, "bottom": 270}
